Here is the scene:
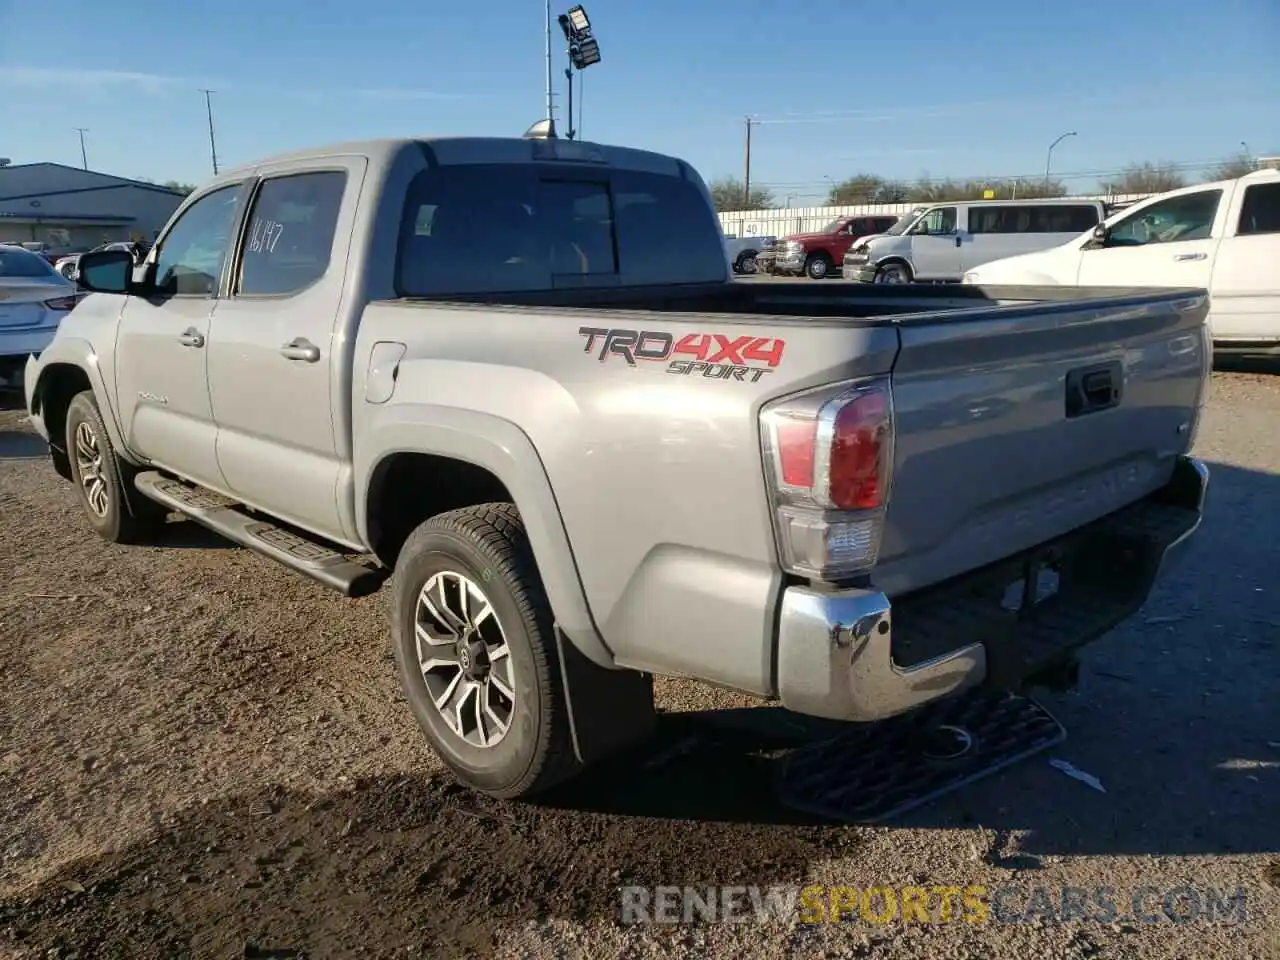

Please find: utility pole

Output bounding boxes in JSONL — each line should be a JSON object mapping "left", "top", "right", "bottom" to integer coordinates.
{"left": 200, "top": 89, "right": 220, "bottom": 175}
{"left": 73, "top": 128, "right": 89, "bottom": 169}
{"left": 743, "top": 117, "right": 757, "bottom": 206}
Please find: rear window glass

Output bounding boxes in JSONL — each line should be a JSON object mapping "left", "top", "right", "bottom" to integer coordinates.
{"left": 396, "top": 163, "right": 726, "bottom": 295}
{"left": 1237, "top": 182, "right": 1280, "bottom": 236}
{"left": 0, "top": 248, "right": 55, "bottom": 278}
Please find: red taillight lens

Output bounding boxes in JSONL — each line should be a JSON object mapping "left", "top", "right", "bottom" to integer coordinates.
{"left": 43, "top": 295, "right": 80, "bottom": 311}
{"left": 776, "top": 419, "right": 816, "bottom": 488}
{"left": 829, "top": 391, "right": 889, "bottom": 510}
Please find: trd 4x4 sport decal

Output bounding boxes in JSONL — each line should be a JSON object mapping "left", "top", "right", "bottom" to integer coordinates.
{"left": 577, "top": 327, "right": 786, "bottom": 383}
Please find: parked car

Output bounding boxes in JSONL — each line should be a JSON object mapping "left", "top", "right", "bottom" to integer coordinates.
{"left": 0, "top": 246, "right": 81, "bottom": 390}
{"left": 963, "top": 170, "right": 1280, "bottom": 352}
{"left": 723, "top": 232, "right": 775, "bottom": 274}
{"left": 844, "top": 199, "right": 1106, "bottom": 284}
{"left": 771, "top": 213, "right": 901, "bottom": 279}
{"left": 26, "top": 134, "right": 1210, "bottom": 802}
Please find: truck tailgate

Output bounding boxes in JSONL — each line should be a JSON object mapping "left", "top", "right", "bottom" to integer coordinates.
{"left": 874, "top": 291, "right": 1209, "bottom": 597}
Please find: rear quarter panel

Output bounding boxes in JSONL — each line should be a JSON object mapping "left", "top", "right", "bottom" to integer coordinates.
{"left": 352, "top": 301, "right": 899, "bottom": 694}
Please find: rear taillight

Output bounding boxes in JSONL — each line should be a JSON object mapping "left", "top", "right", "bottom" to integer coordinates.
{"left": 43, "top": 295, "right": 80, "bottom": 311}
{"left": 760, "top": 377, "right": 894, "bottom": 580}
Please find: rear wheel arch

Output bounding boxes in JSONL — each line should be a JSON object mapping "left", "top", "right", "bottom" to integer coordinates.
{"left": 34, "top": 363, "right": 94, "bottom": 479}
{"left": 360, "top": 421, "right": 610, "bottom": 667}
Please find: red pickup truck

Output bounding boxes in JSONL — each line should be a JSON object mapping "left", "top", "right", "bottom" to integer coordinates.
{"left": 768, "top": 213, "right": 901, "bottom": 279}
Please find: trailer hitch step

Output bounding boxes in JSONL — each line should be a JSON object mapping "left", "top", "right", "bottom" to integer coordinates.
{"left": 775, "top": 688, "right": 1065, "bottom": 824}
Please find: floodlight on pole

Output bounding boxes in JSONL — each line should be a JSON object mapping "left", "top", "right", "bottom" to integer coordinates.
{"left": 558, "top": 4, "right": 600, "bottom": 141}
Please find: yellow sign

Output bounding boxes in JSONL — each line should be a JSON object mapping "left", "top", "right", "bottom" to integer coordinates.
{"left": 983, "top": 189, "right": 995, "bottom": 199}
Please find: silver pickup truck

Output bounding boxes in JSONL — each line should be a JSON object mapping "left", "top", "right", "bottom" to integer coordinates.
{"left": 24, "top": 134, "right": 1210, "bottom": 802}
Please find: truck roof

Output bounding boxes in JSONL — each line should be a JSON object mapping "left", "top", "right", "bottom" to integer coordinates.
{"left": 216, "top": 136, "right": 694, "bottom": 182}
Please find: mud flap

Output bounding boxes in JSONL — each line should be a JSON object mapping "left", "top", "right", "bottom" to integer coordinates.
{"left": 555, "top": 629, "right": 657, "bottom": 765}
{"left": 775, "top": 688, "right": 1065, "bottom": 823}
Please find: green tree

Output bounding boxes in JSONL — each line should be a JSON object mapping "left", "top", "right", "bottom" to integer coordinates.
{"left": 161, "top": 180, "right": 198, "bottom": 196}
{"left": 708, "top": 177, "right": 774, "bottom": 212}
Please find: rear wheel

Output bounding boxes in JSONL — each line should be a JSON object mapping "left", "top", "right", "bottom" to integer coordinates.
{"left": 391, "top": 503, "right": 581, "bottom": 799}
{"left": 64, "top": 391, "right": 167, "bottom": 543}
{"left": 735, "top": 250, "right": 758, "bottom": 275}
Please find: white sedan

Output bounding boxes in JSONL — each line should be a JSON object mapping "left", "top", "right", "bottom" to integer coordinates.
{"left": 0, "top": 246, "right": 82, "bottom": 390}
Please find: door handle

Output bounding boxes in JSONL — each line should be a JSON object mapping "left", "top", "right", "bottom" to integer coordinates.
{"left": 280, "top": 337, "right": 321, "bottom": 363}
{"left": 178, "top": 328, "right": 205, "bottom": 348}
{"left": 1173, "top": 252, "right": 1207, "bottom": 262}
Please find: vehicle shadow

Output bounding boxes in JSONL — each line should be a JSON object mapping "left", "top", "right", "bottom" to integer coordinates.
{"left": 0, "top": 429, "right": 47, "bottom": 460}
{"left": 1213, "top": 353, "right": 1280, "bottom": 375}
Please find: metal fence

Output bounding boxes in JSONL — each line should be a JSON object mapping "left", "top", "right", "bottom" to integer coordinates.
{"left": 718, "top": 194, "right": 1155, "bottom": 239}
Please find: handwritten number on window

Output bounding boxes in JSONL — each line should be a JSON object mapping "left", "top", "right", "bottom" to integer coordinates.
{"left": 247, "top": 217, "right": 285, "bottom": 255}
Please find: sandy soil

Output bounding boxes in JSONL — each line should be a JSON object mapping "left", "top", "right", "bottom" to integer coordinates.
{"left": 0, "top": 369, "right": 1276, "bottom": 959}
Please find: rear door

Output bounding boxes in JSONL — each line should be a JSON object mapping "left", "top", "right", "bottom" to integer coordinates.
{"left": 113, "top": 182, "right": 249, "bottom": 489}
{"left": 1075, "top": 187, "right": 1223, "bottom": 296}
{"left": 908, "top": 205, "right": 963, "bottom": 279}
{"left": 205, "top": 159, "right": 363, "bottom": 543}
{"left": 1206, "top": 179, "right": 1280, "bottom": 342}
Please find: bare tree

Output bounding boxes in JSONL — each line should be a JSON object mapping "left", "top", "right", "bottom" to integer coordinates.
{"left": 1204, "top": 153, "right": 1257, "bottom": 181}
{"left": 827, "top": 174, "right": 886, "bottom": 204}
{"left": 708, "top": 177, "right": 774, "bottom": 212}
{"left": 1101, "top": 162, "right": 1186, "bottom": 195}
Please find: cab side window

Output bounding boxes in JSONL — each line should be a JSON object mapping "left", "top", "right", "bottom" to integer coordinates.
{"left": 153, "top": 184, "right": 246, "bottom": 296}
{"left": 914, "top": 207, "right": 957, "bottom": 235}
{"left": 1107, "top": 190, "right": 1222, "bottom": 247}
{"left": 1237, "top": 182, "right": 1280, "bottom": 236}
{"left": 236, "top": 171, "right": 347, "bottom": 296}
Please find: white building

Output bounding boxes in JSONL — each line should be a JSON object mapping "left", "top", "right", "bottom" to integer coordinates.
{"left": 0, "top": 161, "right": 187, "bottom": 252}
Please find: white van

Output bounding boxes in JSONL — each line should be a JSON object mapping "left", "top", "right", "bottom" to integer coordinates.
{"left": 843, "top": 198, "right": 1106, "bottom": 284}
{"left": 962, "top": 170, "right": 1280, "bottom": 351}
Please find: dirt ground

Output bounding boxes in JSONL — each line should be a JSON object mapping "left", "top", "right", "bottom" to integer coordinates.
{"left": 0, "top": 369, "right": 1277, "bottom": 959}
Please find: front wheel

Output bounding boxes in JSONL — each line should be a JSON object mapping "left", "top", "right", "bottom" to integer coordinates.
{"left": 391, "top": 503, "right": 581, "bottom": 799}
{"left": 735, "top": 251, "right": 758, "bottom": 275}
{"left": 804, "top": 253, "right": 832, "bottom": 280}
{"left": 64, "top": 391, "right": 167, "bottom": 543}
{"left": 873, "top": 262, "right": 913, "bottom": 284}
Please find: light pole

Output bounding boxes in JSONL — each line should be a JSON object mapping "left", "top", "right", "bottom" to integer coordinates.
{"left": 73, "top": 127, "right": 89, "bottom": 169}
{"left": 199, "top": 89, "right": 220, "bottom": 175}
{"left": 1045, "top": 131, "right": 1076, "bottom": 184}
{"left": 1241, "top": 141, "right": 1254, "bottom": 169}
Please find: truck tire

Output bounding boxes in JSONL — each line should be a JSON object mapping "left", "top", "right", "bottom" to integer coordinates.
{"left": 735, "top": 250, "right": 758, "bottom": 274}
{"left": 391, "top": 503, "right": 581, "bottom": 799}
{"left": 64, "top": 390, "right": 167, "bottom": 544}
{"left": 805, "top": 253, "right": 832, "bottom": 279}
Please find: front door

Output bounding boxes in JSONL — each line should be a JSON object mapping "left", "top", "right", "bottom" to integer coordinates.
{"left": 206, "top": 160, "right": 363, "bottom": 543}
{"left": 1076, "top": 188, "right": 1223, "bottom": 297}
{"left": 908, "top": 205, "right": 963, "bottom": 280}
{"left": 113, "top": 182, "right": 248, "bottom": 489}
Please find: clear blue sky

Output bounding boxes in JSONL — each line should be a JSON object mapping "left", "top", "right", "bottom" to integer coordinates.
{"left": 1, "top": 0, "right": 1276, "bottom": 199}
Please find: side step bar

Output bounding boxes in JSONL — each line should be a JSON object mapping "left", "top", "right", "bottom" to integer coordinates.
{"left": 134, "top": 471, "right": 387, "bottom": 598}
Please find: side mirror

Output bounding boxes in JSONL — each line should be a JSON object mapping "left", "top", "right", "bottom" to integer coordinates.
{"left": 75, "top": 249, "right": 135, "bottom": 294}
{"left": 1092, "top": 224, "right": 1110, "bottom": 245}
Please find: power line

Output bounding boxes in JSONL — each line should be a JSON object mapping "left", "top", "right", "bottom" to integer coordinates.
{"left": 749, "top": 154, "right": 1250, "bottom": 191}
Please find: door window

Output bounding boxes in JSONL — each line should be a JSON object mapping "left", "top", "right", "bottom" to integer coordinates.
{"left": 913, "top": 207, "right": 957, "bottom": 235}
{"left": 153, "top": 184, "right": 245, "bottom": 296}
{"left": 1236, "top": 182, "right": 1280, "bottom": 236}
{"left": 236, "top": 171, "right": 347, "bottom": 296}
{"left": 1106, "top": 190, "right": 1222, "bottom": 247}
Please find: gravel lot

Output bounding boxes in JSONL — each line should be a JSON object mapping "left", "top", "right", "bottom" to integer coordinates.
{"left": 0, "top": 369, "right": 1277, "bottom": 959}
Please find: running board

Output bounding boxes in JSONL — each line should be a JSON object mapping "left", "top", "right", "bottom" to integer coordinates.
{"left": 133, "top": 471, "right": 387, "bottom": 598}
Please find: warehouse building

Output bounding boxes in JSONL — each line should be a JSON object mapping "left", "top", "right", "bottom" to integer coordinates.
{"left": 0, "top": 160, "right": 187, "bottom": 253}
